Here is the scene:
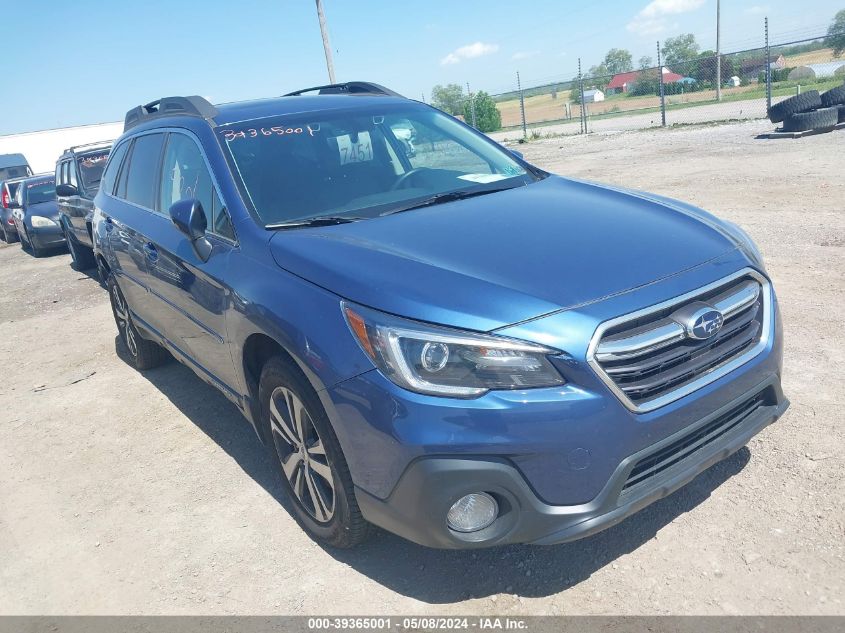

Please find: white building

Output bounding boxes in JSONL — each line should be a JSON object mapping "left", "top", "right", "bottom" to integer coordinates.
{"left": 583, "top": 89, "right": 605, "bottom": 103}
{"left": 0, "top": 121, "right": 123, "bottom": 174}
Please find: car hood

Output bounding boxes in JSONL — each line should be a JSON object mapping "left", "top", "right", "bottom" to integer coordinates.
{"left": 269, "top": 176, "right": 740, "bottom": 331}
{"left": 26, "top": 201, "right": 59, "bottom": 219}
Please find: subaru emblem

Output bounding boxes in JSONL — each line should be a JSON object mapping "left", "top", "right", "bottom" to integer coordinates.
{"left": 687, "top": 308, "right": 725, "bottom": 340}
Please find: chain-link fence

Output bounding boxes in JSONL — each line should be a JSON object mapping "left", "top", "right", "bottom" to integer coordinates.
{"left": 475, "top": 21, "right": 845, "bottom": 139}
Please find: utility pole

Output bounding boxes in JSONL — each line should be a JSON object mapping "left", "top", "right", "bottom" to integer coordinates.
{"left": 716, "top": 0, "right": 722, "bottom": 101}
{"left": 315, "top": 0, "right": 336, "bottom": 83}
{"left": 467, "top": 82, "right": 477, "bottom": 128}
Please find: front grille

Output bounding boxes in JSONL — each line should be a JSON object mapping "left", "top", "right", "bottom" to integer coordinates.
{"left": 621, "top": 391, "right": 767, "bottom": 494}
{"left": 591, "top": 272, "right": 768, "bottom": 411}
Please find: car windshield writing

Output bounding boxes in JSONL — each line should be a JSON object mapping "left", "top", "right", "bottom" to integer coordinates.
{"left": 26, "top": 181, "right": 55, "bottom": 205}
{"left": 217, "top": 103, "right": 536, "bottom": 226}
{"left": 78, "top": 151, "right": 110, "bottom": 189}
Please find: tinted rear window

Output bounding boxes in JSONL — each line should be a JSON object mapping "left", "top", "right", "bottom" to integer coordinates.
{"left": 77, "top": 150, "right": 110, "bottom": 190}
{"left": 124, "top": 134, "right": 165, "bottom": 209}
{"left": 100, "top": 141, "right": 130, "bottom": 196}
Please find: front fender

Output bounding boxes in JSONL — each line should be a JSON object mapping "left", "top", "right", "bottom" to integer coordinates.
{"left": 224, "top": 255, "right": 375, "bottom": 446}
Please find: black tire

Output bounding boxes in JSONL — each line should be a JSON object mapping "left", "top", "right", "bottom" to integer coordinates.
{"left": 782, "top": 107, "right": 839, "bottom": 133}
{"left": 107, "top": 273, "right": 170, "bottom": 370}
{"left": 67, "top": 230, "right": 96, "bottom": 271}
{"left": 820, "top": 84, "right": 845, "bottom": 108}
{"left": 1, "top": 224, "right": 15, "bottom": 243}
{"left": 768, "top": 90, "right": 822, "bottom": 123}
{"left": 259, "top": 356, "right": 370, "bottom": 548}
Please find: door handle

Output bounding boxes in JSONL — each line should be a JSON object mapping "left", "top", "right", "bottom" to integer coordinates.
{"left": 143, "top": 242, "right": 158, "bottom": 262}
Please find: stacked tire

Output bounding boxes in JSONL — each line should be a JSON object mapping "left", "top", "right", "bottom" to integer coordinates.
{"left": 767, "top": 86, "right": 845, "bottom": 133}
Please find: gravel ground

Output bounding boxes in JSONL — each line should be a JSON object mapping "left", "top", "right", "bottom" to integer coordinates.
{"left": 0, "top": 119, "right": 843, "bottom": 615}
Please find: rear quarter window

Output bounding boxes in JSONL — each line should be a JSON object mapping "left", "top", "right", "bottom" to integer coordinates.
{"left": 124, "top": 134, "right": 165, "bottom": 209}
{"left": 100, "top": 141, "right": 130, "bottom": 197}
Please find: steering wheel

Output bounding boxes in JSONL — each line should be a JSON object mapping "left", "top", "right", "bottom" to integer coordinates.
{"left": 390, "top": 167, "right": 426, "bottom": 191}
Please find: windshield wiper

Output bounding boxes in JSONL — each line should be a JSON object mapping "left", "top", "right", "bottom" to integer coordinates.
{"left": 380, "top": 185, "right": 517, "bottom": 217}
{"left": 266, "top": 216, "right": 365, "bottom": 230}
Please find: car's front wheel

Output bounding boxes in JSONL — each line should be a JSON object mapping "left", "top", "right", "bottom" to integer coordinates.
{"left": 1, "top": 224, "right": 16, "bottom": 243}
{"left": 107, "top": 273, "right": 170, "bottom": 370}
{"left": 259, "top": 357, "right": 370, "bottom": 548}
{"left": 67, "top": 230, "right": 96, "bottom": 271}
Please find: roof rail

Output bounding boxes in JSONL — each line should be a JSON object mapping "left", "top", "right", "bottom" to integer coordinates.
{"left": 124, "top": 96, "right": 218, "bottom": 131}
{"left": 63, "top": 140, "right": 114, "bottom": 155}
{"left": 284, "top": 81, "right": 404, "bottom": 98}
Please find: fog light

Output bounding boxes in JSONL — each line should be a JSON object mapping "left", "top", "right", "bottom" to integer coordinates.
{"left": 446, "top": 492, "right": 498, "bottom": 533}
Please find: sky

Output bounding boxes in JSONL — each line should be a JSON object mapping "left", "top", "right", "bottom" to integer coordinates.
{"left": 1, "top": 0, "right": 841, "bottom": 135}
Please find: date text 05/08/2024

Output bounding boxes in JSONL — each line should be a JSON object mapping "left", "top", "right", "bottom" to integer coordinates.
{"left": 307, "top": 617, "right": 529, "bottom": 631}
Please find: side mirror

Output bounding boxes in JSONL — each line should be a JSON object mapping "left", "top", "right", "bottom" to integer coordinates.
{"left": 6, "top": 198, "right": 21, "bottom": 209}
{"left": 169, "top": 198, "right": 212, "bottom": 261}
{"left": 510, "top": 149, "right": 524, "bottom": 160}
{"left": 56, "top": 183, "right": 78, "bottom": 197}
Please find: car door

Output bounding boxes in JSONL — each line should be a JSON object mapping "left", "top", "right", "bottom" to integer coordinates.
{"left": 57, "top": 159, "right": 86, "bottom": 244}
{"left": 141, "top": 131, "right": 238, "bottom": 393}
{"left": 75, "top": 149, "right": 110, "bottom": 248}
{"left": 105, "top": 134, "right": 166, "bottom": 316}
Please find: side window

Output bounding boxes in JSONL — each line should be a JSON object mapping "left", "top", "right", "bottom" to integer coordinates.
{"left": 124, "top": 133, "right": 165, "bottom": 209}
{"left": 159, "top": 133, "right": 234, "bottom": 240}
{"left": 100, "top": 141, "right": 130, "bottom": 196}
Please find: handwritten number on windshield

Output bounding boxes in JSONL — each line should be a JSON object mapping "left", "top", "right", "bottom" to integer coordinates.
{"left": 221, "top": 126, "right": 314, "bottom": 142}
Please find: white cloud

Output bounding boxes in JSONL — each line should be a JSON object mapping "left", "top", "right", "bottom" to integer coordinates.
{"left": 511, "top": 50, "right": 540, "bottom": 61}
{"left": 627, "top": 0, "right": 706, "bottom": 36}
{"left": 440, "top": 42, "right": 499, "bottom": 65}
{"left": 744, "top": 5, "right": 770, "bottom": 15}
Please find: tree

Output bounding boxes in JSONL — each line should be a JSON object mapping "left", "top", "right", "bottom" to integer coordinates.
{"left": 663, "top": 34, "right": 700, "bottom": 70}
{"left": 586, "top": 63, "right": 611, "bottom": 91}
{"left": 431, "top": 84, "right": 464, "bottom": 115}
{"left": 694, "top": 51, "right": 736, "bottom": 84}
{"left": 604, "top": 48, "right": 633, "bottom": 75}
{"left": 829, "top": 9, "right": 845, "bottom": 57}
{"left": 639, "top": 55, "right": 654, "bottom": 70}
{"left": 463, "top": 91, "right": 501, "bottom": 132}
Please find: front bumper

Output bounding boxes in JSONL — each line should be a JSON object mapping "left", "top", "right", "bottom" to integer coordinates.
{"left": 355, "top": 376, "right": 788, "bottom": 548}
{"left": 28, "top": 224, "right": 66, "bottom": 250}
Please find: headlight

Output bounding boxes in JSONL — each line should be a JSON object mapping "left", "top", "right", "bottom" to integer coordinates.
{"left": 343, "top": 302, "right": 564, "bottom": 397}
{"left": 722, "top": 220, "right": 764, "bottom": 268}
{"left": 30, "top": 216, "right": 56, "bottom": 228}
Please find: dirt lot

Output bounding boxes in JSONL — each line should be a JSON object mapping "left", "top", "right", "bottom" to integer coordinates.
{"left": 1, "top": 119, "right": 843, "bottom": 615}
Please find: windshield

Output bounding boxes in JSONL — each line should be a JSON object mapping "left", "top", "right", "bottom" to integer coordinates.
{"left": 25, "top": 179, "right": 56, "bottom": 205}
{"left": 217, "top": 103, "right": 538, "bottom": 226}
{"left": 77, "top": 150, "right": 110, "bottom": 189}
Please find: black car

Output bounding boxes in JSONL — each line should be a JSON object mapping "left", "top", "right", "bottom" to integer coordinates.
{"left": 10, "top": 175, "right": 64, "bottom": 257}
{"left": 55, "top": 142, "right": 112, "bottom": 270}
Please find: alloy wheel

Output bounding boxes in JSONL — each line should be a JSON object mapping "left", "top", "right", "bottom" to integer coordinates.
{"left": 111, "top": 284, "right": 138, "bottom": 357}
{"left": 269, "top": 386, "right": 336, "bottom": 523}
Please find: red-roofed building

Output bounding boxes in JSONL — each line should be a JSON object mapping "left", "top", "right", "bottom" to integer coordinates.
{"left": 607, "top": 67, "right": 685, "bottom": 94}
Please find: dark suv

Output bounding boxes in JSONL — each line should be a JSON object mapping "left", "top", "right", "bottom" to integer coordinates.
{"left": 94, "top": 84, "right": 787, "bottom": 549}
{"left": 55, "top": 142, "right": 112, "bottom": 270}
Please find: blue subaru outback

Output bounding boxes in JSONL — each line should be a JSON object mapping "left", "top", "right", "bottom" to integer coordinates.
{"left": 93, "top": 82, "right": 788, "bottom": 549}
